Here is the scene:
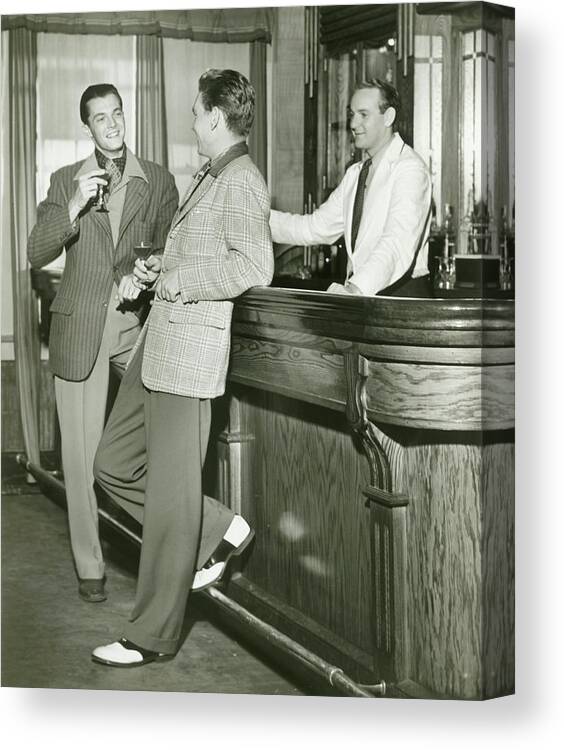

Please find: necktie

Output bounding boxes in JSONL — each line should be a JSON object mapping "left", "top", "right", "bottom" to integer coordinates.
{"left": 350, "top": 158, "right": 372, "bottom": 253}
{"left": 193, "top": 161, "right": 211, "bottom": 190}
{"left": 104, "top": 156, "right": 123, "bottom": 195}
{"left": 179, "top": 162, "right": 211, "bottom": 213}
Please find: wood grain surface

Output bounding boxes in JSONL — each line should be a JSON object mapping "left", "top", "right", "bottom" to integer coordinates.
{"left": 230, "top": 335, "right": 514, "bottom": 431}
{"left": 233, "top": 390, "right": 376, "bottom": 660}
{"left": 212, "top": 289, "right": 514, "bottom": 697}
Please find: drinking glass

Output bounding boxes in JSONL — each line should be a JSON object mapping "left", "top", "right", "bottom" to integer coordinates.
{"left": 95, "top": 173, "right": 110, "bottom": 213}
{"left": 134, "top": 241, "right": 152, "bottom": 260}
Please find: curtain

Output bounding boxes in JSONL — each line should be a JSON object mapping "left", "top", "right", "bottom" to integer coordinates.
{"left": 3, "top": 9, "right": 274, "bottom": 42}
{"left": 249, "top": 40, "right": 268, "bottom": 181}
{"left": 36, "top": 33, "right": 136, "bottom": 216}
{"left": 8, "top": 28, "right": 41, "bottom": 466}
{"left": 136, "top": 35, "right": 168, "bottom": 167}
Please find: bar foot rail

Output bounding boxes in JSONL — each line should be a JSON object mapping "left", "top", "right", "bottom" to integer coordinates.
{"left": 16, "top": 453, "right": 386, "bottom": 699}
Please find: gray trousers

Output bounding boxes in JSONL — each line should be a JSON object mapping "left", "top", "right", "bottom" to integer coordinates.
{"left": 94, "top": 342, "right": 234, "bottom": 654}
{"left": 54, "top": 295, "right": 140, "bottom": 579}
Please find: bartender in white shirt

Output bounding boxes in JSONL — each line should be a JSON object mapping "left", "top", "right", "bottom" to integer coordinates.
{"left": 270, "top": 79, "right": 432, "bottom": 296}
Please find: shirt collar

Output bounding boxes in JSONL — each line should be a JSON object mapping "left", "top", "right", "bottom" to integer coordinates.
{"left": 207, "top": 141, "right": 248, "bottom": 178}
{"left": 94, "top": 146, "right": 126, "bottom": 173}
{"left": 73, "top": 147, "right": 147, "bottom": 182}
{"left": 381, "top": 132, "right": 405, "bottom": 165}
{"left": 121, "top": 148, "right": 148, "bottom": 183}
{"left": 362, "top": 132, "right": 405, "bottom": 168}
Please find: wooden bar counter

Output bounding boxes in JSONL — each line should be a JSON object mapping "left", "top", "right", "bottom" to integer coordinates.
{"left": 206, "top": 288, "right": 514, "bottom": 700}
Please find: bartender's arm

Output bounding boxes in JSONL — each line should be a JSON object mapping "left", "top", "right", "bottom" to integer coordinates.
{"left": 269, "top": 177, "right": 346, "bottom": 247}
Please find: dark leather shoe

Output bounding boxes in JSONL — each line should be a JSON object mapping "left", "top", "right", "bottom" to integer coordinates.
{"left": 78, "top": 578, "right": 106, "bottom": 603}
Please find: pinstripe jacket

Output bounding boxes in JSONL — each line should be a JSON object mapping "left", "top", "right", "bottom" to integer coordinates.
{"left": 28, "top": 150, "right": 178, "bottom": 381}
{"left": 139, "top": 149, "right": 274, "bottom": 399}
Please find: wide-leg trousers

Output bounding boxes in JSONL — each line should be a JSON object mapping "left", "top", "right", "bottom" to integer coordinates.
{"left": 93, "top": 341, "right": 234, "bottom": 654}
{"left": 54, "top": 298, "right": 140, "bottom": 580}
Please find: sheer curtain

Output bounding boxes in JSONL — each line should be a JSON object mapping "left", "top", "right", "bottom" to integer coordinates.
{"left": 34, "top": 33, "right": 135, "bottom": 275}
{"left": 163, "top": 39, "right": 249, "bottom": 198}
{"left": 136, "top": 34, "right": 168, "bottom": 167}
{"left": 36, "top": 33, "right": 136, "bottom": 217}
{"left": 7, "top": 28, "right": 41, "bottom": 466}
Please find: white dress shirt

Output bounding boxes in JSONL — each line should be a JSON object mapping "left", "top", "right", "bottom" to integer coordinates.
{"left": 270, "top": 133, "right": 432, "bottom": 296}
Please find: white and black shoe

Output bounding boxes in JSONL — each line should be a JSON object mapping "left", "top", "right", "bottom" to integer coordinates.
{"left": 91, "top": 638, "right": 169, "bottom": 668}
{"left": 192, "top": 515, "right": 254, "bottom": 592}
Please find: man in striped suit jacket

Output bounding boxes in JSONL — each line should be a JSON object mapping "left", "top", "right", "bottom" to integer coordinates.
{"left": 91, "top": 69, "right": 274, "bottom": 667}
{"left": 28, "top": 84, "right": 178, "bottom": 603}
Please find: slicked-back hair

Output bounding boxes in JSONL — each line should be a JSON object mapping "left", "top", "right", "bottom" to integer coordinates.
{"left": 80, "top": 84, "right": 123, "bottom": 125}
{"left": 356, "top": 78, "right": 401, "bottom": 131}
{"left": 198, "top": 69, "right": 255, "bottom": 138}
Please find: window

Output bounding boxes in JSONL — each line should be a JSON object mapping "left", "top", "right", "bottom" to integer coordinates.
{"left": 163, "top": 39, "right": 249, "bottom": 199}
{"left": 36, "top": 33, "right": 136, "bottom": 269}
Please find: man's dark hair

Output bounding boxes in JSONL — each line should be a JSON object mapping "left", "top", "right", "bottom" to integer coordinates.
{"left": 80, "top": 84, "right": 123, "bottom": 125}
{"left": 198, "top": 69, "right": 255, "bottom": 138}
{"left": 356, "top": 78, "right": 401, "bottom": 130}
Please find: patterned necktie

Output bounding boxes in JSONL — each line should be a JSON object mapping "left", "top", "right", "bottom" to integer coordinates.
{"left": 350, "top": 158, "right": 372, "bottom": 253}
{"left": 104, "top": 156, "right": 123, "bottom": 195}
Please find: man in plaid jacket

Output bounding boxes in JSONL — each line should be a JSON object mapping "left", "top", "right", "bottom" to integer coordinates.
{"left": 92, "top": 70, "right": 274, "bottom": 667}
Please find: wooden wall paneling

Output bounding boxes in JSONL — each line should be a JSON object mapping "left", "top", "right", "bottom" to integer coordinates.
{"left": 216, "top": 290, "right": 513, "bottom": 697}
{"left": 403, "top": 439, "right": 484, "bottom": 697}
{"left": 390, "top": 433, "right": 513, "bottom": 699}
{"left": 230, "top": 387, "right": 380, "bottom": 680}
{"left": 367, "top": 495, "right": 409, "bottom": 683}
{"left": 481, "top": 440, "right": 514, "bottom": 698}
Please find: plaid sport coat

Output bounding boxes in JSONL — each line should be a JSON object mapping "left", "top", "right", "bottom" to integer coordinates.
{"left": 139, "top": 151, "right": 274, "bottom": 399}
{"left": 27, "top": 150, "right": 178, "bottom": 381}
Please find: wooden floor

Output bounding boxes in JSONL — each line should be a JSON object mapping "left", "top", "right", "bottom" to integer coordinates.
{"left": 0, "top": 455, "right": 306, "bottom": 696}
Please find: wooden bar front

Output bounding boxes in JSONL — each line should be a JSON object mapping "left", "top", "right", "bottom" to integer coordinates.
{"left": 205, "top": 288, "right": 514, "bottom": 700}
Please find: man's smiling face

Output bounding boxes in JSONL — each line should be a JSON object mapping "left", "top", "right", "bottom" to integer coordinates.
{"left": 349, "top": 87, "right": 393, "bottom": 155}
{"left": 84, "top": 93, "right": 126, "bottom": 157}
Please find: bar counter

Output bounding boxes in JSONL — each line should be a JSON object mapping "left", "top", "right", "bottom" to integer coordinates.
{"left": 208, "top": 288, "right": 514, "bottom": 699}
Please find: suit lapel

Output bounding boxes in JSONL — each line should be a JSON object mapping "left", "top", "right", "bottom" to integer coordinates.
{"left": 89, "top": 206, "right": 113, "bottom": 244}
{"left": 116, "top": 178, "right": 149, "bottom": 248}
{"left": 73, "top": 154, "right": 114, "bottom": 244}
{"left": 172, "top": 176, "right": 214, "bottom": 229}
